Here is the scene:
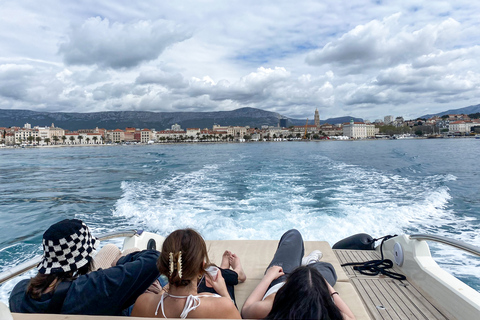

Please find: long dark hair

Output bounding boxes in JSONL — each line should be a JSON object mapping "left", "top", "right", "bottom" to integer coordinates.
{"left": 27, "top": 261, "right": 93, "bottom": 300}
{"left": 265, "top": 266, "right": 343, "bottom": 320}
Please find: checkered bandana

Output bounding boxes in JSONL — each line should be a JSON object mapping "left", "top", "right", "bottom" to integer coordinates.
{"left": 37, "top": 219, "right": 99, "bottom": 274}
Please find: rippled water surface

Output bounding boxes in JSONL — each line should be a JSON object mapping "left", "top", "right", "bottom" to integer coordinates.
{"left": 1, "top": 139, "right": 479, "bottom": 303}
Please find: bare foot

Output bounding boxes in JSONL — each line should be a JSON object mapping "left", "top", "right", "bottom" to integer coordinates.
{"left": 229, "top": 253, "right": 247, "bottom": 283}
{"left": 220, "top": 250, "right": 231, "bottom": 269}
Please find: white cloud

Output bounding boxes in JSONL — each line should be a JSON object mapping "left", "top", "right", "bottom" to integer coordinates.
{"left": 0, "top": 64, "right": 35, "bottom": 100}
{"left": 1, "top": 1, "right": 480, "bottom": 120}
{"left": 305, "top": 14, "right": 462, "bottom": 71}
{"left": 59, "top": 17, "right": 191, "bottom": 69}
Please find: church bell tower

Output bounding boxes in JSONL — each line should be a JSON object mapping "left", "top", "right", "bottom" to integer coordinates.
{"left": 314, "top": 109, "right": 320, "bottom": 129}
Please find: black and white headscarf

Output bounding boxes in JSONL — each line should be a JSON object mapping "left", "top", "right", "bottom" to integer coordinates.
{"left": 37, "top": 219, "right": 99, "bottom": 274}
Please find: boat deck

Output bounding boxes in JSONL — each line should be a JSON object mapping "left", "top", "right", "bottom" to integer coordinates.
{"left": 6, "top": 239, "right": 455, "bottom": 320}
{"left": 335, "top": 249, "right": 450, "bottom": 320}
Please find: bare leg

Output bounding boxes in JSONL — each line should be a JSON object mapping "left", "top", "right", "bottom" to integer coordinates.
{"left": 220, "top": 250, "right": 232, "bottom": 269}
{"left": 93, "top": 244, "right": 121, "bottom": 270}
{"left": 229, "top": 253, "right": 247, "bottom": 283}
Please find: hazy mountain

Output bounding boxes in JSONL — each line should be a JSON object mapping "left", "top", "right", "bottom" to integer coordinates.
{"left": 420, "top": 103, "right": 480, "bottom": 119}
{"left": 0, "top": 107, "right": 361, "bottom": 130}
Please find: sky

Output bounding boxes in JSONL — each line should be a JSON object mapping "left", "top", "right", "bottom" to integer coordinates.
{"left": 1, "top": 1, "right": 480, "bottom": 121}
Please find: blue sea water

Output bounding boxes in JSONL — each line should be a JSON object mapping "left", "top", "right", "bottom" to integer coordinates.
{"left": 1, "top": 139, "right": 479, "bottom": 303}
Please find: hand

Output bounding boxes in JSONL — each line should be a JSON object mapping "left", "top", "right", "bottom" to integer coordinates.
{"left": 265, "top": 265, "right": 285, "bottom": 281}
{"left": 145, "top": 279, "right": 162, "bottom": 294}
{"left": 206, "top": 271, "right": 229, "bottom": 298}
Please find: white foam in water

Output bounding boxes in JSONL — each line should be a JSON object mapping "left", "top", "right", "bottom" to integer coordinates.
{"left": 113, "top": 156, "right": 479, "bottom": 288}
{"left": 2, "top": 146, "right": 478, "bottom": 304}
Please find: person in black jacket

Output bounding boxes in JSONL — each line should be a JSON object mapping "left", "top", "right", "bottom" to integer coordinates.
{"left": 9, "top": 219, "right": 160, "bottom": 315}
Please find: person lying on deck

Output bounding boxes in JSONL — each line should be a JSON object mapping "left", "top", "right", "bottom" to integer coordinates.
{"left": 241, "top": 229, "right": 356, "bottom": 320}
{"left": 132, "top": 228, "right": 244, "bottom": 319}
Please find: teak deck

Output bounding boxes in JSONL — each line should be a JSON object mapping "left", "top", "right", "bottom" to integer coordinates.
{"left": 334, "top": 249, "right": 449, "bottom": 320}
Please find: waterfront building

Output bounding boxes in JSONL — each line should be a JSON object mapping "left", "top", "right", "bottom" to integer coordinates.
{"left": 171, "top": 123, "right": 181, "bottom": 131}
{"left": 448, "top": 114, "right": 470, "bottom": 121}
{"left": 214, "top": 130, "right": 228, "bottom": 141}
{"left": 65, "top": 132, "right": 79, "bottom": 144}
{"left": 212, "top": 125, "right": 230, "bottom": 132}
{"left": 227, "top": 126, "right": 247, "bottom": 140}
{"left": 449, "top": 120, "right": 480, "bottom": 134}
{"left": 384, "top": 115, "right": 394, "bottom": 124}
{"left": 133, "top": 130, "right": 141, "bottom": 142}
{"left": 106, "top": 129, "right": 125, "bottom": 143}
{"left": 49, "top": 125, "right": 65, "bottom": 143}
{"left": 124, "top": 131, "right": 135, "bottom": 142}
{"left": 199, "top": 129, "right": 216, "bottom": 140}
{"left": 15, "top": 128, "right": 38, "bottom": 144}
{"left": 31, "top": 124, "right": 65, "bottom": 144}
{"left": 140, "top": 129, "right": 153, "bottom": 143}
{"left": 36, "top": 126, "right": 51, "bottom": 142}
{"left": 343, "top": 120, "right": 378, "bottom": 139}
{"left": 82, "top": 132, "right": 102, "bottom": 144}
{"left": 156, "top": 130, "right": 186, "bottom": 141}
{"left": 279, "top": 118, "right": 288, "bottom": 128}
{"left": 319, "top": 123, "right": 343, "bottom": 136}
{"left": 5, "top": 132, "right": 15, "bottom": 145}
{"left": 186, "top": 128, "right": 201, "bottom": 138}
{"left": 366, "top": 123, "right": 379, "bottom": 137}
{"left": 267, "top": 127, "right": 289, "bottom": 139}
{"left": 292, "top": 125, "right": 317, "bottom": 134}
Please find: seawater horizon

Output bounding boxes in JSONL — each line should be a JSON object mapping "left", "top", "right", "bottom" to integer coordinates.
{"left": 0, "top": 139, "right": 479, "bottom": 304}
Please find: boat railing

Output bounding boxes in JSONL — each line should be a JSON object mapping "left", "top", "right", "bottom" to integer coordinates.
{"left": 410, "top": 233, "right": 480, "bottom": 257}
{"left": 2, "top": 232, "right": 479, "bottom": 285}
{"left": 0, "top": 230, "right": 138, "bottom": 285}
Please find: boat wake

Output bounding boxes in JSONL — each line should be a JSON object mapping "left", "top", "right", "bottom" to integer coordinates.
{"left": 112, "top": 154, "right": 479, "bottom": 291}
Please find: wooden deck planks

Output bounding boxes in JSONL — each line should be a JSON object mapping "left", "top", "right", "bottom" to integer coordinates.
{"left": 336, "top": 249, "right": 449, "bottom": 320}
{"left": 335, "top": 249, "right": 403, "bottom": 279}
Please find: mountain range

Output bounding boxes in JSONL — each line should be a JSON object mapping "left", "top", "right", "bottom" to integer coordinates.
{"left": 1, "top": 103, "right": 478, "bottom": 131}
{"left": 419, "top": 103, "right": 480, "bottom": 119}
{"left": 0, "top": 108, "right": 361, "bottom": 131}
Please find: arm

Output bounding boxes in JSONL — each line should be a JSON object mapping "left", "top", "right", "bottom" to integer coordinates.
{"left": 206, "top": 271, "right": 230, "bottom": 298}
{"left": 208, "top": 297, "right": 241, "bottom": 319}
{"left": 241, "top": 266, "right": 284, "bottom": 319}
{"left": 327, "top": 282, "right": 356, "bottom": 320}
{"left": 65, "top": 249, "right": 161, "bottom": 315}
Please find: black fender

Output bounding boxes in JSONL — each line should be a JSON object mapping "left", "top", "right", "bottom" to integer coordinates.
{"left": 332, "top": 233, "right": 375, "bottom": 250}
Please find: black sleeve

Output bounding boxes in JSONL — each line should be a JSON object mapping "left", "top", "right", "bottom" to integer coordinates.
{"left": 63, "top": 249, "right": 160, "bottom": 315}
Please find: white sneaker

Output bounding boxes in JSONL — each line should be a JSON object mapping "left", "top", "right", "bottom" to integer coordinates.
{"left": 302, "top": 250, "right": 323, "bottom": 265}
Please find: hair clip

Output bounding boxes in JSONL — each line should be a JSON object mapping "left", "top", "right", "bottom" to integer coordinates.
{"left": 177, "top": 251, "right": 183, "bottom": 279}
{"left": 169, "top": 252, "right": 174, "bottom": 277}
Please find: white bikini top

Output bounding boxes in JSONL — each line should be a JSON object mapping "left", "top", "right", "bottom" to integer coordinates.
{"left": 155, "top": 292, "right": 222, "bottom": 319}
{"left": 262, "top": 282, "right": 285, "bottom": 300}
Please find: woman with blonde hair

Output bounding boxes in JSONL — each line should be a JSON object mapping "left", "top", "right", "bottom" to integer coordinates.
{"left": 132, "top": 228, "right": 241, "bottom": 318}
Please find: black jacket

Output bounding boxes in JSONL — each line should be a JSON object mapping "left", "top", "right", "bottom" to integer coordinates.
{"left": 9, "top": 249, "right": 160, "bottom": 315}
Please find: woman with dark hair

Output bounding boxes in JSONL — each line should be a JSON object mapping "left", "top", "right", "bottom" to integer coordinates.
{"left": 9, "top": 219, "right": 160, "bottom": 315}
{"left": 131, "top": 228, "right": 242, "bottom": 318}
{"left": 241, "top": 229, "right": 355, "bottom": 320}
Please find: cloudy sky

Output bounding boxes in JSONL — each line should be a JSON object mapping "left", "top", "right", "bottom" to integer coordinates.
{"left": 1, "top": 1, "right": 479, "bottom": 121}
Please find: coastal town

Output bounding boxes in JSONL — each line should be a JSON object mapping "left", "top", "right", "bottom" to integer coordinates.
{"left": 1, "top": 109, "right": 479, "bottom": 147}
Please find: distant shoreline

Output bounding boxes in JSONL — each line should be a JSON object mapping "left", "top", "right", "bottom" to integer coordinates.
{"left": 1, "top": 135, "right": 478, "bottom": 150}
